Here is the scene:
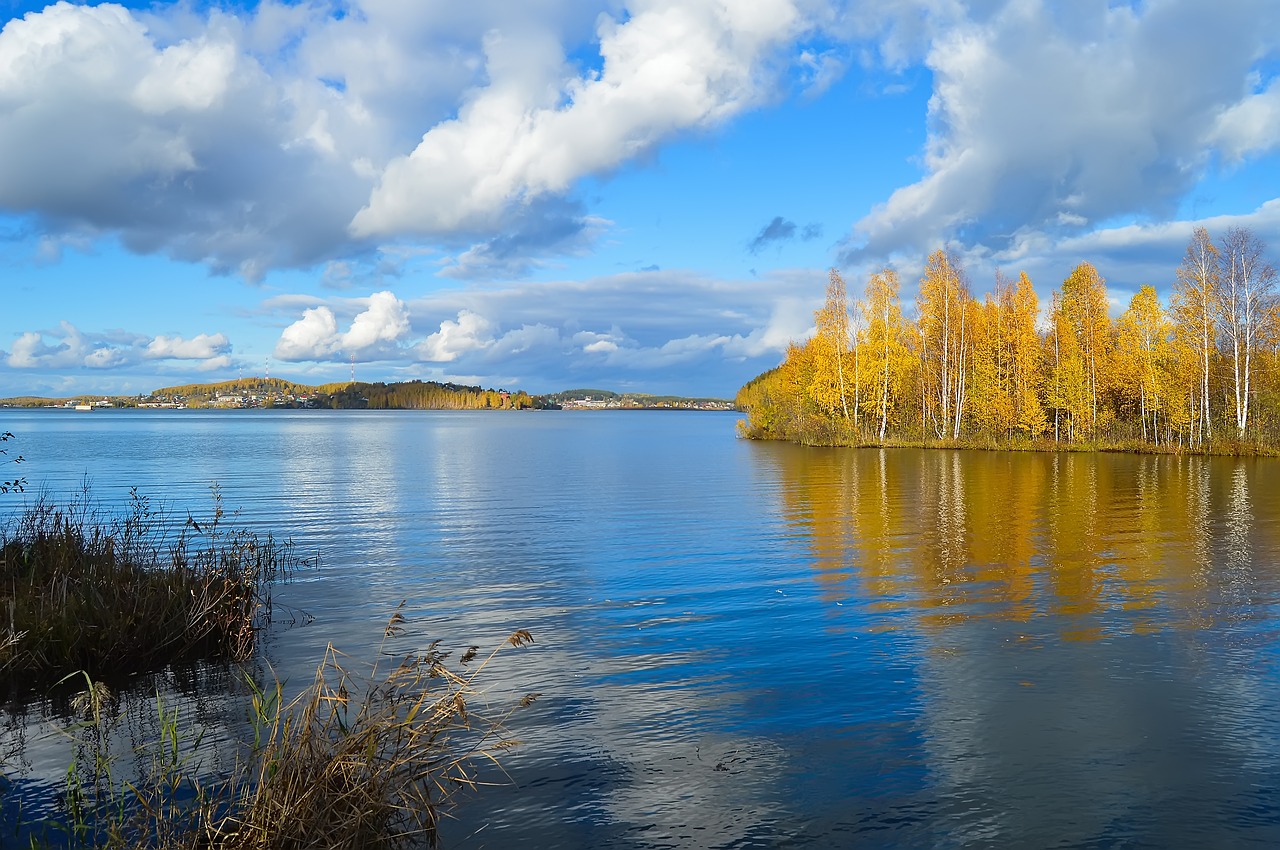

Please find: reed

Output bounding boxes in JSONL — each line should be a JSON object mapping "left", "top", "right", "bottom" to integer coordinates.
{"left": 0, "top": 484, "right": 301, "bottom": 695}
{"left": 196, "top": 614, "right": 539, "bottom": 849}
{"left": 11, "top": 609, "right": 538, "bottom": 849}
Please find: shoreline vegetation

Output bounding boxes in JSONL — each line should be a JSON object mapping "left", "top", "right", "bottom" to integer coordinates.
{"left": 0, "top": 486, "right": 538, "bottom": 848}
{"left": 737, "top": 226, "right": 1280, "bottom": 457}
{"left": 0, "top": 484, "right": 298, "bottom": 696}
{"left": 0, "top": 380, "right": 734, "bottom": 412}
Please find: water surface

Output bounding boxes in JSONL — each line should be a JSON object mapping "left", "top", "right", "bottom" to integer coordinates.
{"left": 4, "top": 409, "right": 1280, "bottom": 847}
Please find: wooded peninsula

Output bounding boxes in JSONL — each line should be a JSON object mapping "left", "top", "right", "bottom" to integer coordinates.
{"left": 736, "top": 226, "right": 1280, "bottom": 454}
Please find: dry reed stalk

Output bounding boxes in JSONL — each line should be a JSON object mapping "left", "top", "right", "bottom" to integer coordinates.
{"left": 194, "top": 612, "right": 537, "bottom": 850}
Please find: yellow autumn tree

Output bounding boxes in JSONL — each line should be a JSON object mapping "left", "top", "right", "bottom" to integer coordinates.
{"left": 1117, "top": 285, "right": 1173, "bottom": 444}
{"left": 860, "top": 268, "right": 909, "bottom": 441}
{"left": 917, "top": 250, "right": 973, "bottom": 439}
{"left": 1046, "top": 291, "right": 1090, "bottom": 441}
{"left": 1057, "top": 262, "right": 1114, "bottom": 435}
{"left": 968, "top": 288, "right": 1014, "bottom": 436}
{"left": 736, "top": 365, "right": 791, "bottom": 440}
{"left": 1007, "top": 272, "right": 1047, "bottom": 437}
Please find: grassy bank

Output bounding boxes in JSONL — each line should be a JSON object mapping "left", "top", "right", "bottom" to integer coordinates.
{"left": 736, "top": 417, "right": 1280, "bottom": 457}
{"left": 0, "top": 486, "right": 300, "bottom": 695}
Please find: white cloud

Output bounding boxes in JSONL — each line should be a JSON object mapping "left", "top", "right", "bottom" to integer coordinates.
{"left": 247, "top": 268, "right": 813, "bottom": 394}
{"left": 344, "top": 291, "right": 411, "bottom": 350}
{"left": 0, "top": 1, "right": 833, "bottom": 279}
{"left": 417, "top": 310, "right": 495, "bottom": 362}
{"left": 274, "top": 305, "right": 341, "bottom": 360}
{"left": 351, "top": 0, "right": 808, "bottom": 236}
{"left": 132, "top": 34, "right": 237, "bottom": 114}
{"left": 5, "top": 321, "right": 234, "bottom": 372}
{"left": 84, "top": 346, "right": 127, "bottom": 369}
{"left": 845, "top": 0, "right": 1280, "bottom": 262}
{"left": 721, "top": 296, "right": 812, "bottom": 357}
{"left": 487, "top": 324, "right": 563, "bottom": 358}
{"left": 2, "top": 0, "right": 1278, "bottom": 292}
{"left": 196, "top": 355, "right": 233, "bottom": 372}
{"left": 145, "top": 332, "right": 230, "bottom": 360}
{"left": 1210, "top": 79, "right": 1280, "bottom": 162}
{"left": 0, "top": 1, "right": 373, "bottom": 278}
{"left": 274, "top": 290, "right": 412, "bottom": 361}
{"left": 7, "top": 323, "right": 88, "bottom": 368}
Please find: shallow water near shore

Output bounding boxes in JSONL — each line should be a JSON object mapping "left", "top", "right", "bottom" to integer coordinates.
{"left": 5, "top": 408, "right": 1280, "bottom": 847}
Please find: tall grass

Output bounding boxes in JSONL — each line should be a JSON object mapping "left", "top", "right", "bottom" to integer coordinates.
{"left": 198, "top": 614, "right": 539, "bottom": 849}
{"left": 0, "top": 484, "right": 302, "bottom": 696}
{"left": 12, "top": 609, "right": 538, "bottom": 849}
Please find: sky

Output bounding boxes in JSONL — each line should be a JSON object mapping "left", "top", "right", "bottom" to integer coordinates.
{"left": 2, "top": 0, "right": 1280, "bottom": 399}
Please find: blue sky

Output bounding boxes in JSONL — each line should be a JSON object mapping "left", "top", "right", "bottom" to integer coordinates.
{"left": 3, "top": 0, "right": 1280, "bottom": 398}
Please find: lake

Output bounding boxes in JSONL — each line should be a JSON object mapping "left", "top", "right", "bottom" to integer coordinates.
{"left": 5, "top": 408, "right": 1280, "bottom": 847}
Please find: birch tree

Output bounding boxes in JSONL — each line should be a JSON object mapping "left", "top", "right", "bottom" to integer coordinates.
{"left": 1117, "top": 285, "right": 1171, "bottom": 443}
{"left": 1216, "top": 227, "right": 1277, "bottom": 439}
{"left": 810, "top": 269, "right": 853, "bottom": 422}
{"left": 862, "top": 268, "right": 908, "bottom": 441}
{"left": 917, "top": 250, "right": 972, "bottom": 439}
{"left": 1172, "top": 227, "right": 1218, "bottom": 446}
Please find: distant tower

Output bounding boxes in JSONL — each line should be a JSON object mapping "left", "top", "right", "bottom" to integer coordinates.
{"left": 350, "top": 353, "right": 355, "bottom": 383}
{"left": 265, "top": 358, "right": 270, "bottom": 382}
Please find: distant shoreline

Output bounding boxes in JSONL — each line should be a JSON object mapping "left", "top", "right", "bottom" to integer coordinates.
{"left": 0, "top": 378, "right": 735, "bottom": 413}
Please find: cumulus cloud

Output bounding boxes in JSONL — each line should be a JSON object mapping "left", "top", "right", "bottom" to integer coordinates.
{"left": 196, "top": 355, "right": 233, "bottom": 372}
{"left": 844, "top": 0, "right": 1280, "bottom": 263}
{"left": 6, "top": 321, "right": 232, "bottom": 371}
{"left": 351, "top": 0, "right": 809, "bottom": 236}
{"left": 3, "top": 0, "right": 1278, "bottom": 290}
{"left": 345, "top": 291, "right": 411, "bottom": 350}
{"left": 0, "top": 1, "right": 838, "bottom": 279}
{"left": 274, "top": 290, "right": 412, "bottom": 361}
{"left": 417, "top": 311, "right": 494, "bottom": 362}
{"left": 250, "top": 269, "right": 817, "bottom": 394}
{"left": 7, "top": 322, "right": 92, "bottom": 368}
{"left": 145, "top": 333, "right": 230, "bottom": 360}
{"left": 274, "top": 306, "right": 340, "bottom": 361}
{"left": 0, "top": 2, "right": 374, "bottom": 278}
{"left": 404, "top": 269, "right": 817, "bottom": 390}
{"left": 1210, "top": 79, "right": 1280, "bottom": 162}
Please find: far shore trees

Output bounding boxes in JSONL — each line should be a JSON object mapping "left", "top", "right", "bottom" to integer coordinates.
{"left": 736, "top": 228, "right": 1280, "bottom": 453}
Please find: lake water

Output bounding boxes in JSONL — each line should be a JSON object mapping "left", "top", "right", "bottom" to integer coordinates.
{"left": 5, "top": 408, "right": 1280, "bottom": 847}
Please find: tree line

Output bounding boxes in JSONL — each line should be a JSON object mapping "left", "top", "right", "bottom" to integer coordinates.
{"left": 736, "top": 227, "right": 1280, "bottom": 452}
{"left": 322, "top": 380, "right": 536, "bottom": 410}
